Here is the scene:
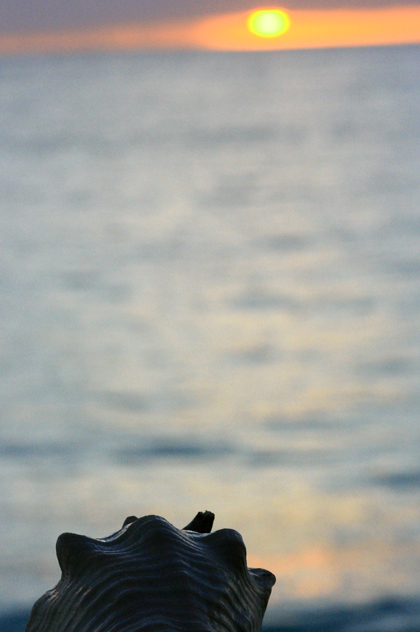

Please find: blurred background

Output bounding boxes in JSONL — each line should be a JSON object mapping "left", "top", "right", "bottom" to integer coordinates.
{"left": 1, "top": 1, "right": 420, "bottom": 631}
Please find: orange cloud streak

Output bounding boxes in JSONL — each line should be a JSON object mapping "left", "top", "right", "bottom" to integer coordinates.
{"left": 0, "top": 22, "right": 194, "bottom": 56}
{"left": 0, "top": 6, "right": 419, "bottom": 56}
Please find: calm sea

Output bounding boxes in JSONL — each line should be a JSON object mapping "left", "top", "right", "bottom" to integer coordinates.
{"left": 1, "top": 44, "right": 420, "bottom": 631}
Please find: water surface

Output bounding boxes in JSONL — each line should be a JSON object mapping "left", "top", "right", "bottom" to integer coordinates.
{"left": 0, "top": 45, "right": 420, "bottom": 622}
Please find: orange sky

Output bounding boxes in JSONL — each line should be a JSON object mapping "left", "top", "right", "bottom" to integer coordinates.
{"left": 0, "top": 5, "right": 419, "bottom": 56}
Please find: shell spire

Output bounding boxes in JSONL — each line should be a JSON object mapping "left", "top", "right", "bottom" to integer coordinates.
{"left": 25, "top": 511, "right": 276, "bottom": 632}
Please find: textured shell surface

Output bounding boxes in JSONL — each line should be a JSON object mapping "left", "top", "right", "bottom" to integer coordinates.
{"left": 25, "top": 511, "right": 276, "bottom": 632}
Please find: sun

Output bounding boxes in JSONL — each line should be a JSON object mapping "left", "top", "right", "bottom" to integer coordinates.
{"left": 247, "top": 8, "right": 291, "bottom": 38}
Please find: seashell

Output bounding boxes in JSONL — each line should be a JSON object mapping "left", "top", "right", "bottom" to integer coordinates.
{"left": 25, "top": 511, "right": 276, "bottom": 632}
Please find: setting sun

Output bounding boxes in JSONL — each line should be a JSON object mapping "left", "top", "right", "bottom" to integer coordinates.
{"left": 247, "top": 9, "right": 291, "bottom": 38}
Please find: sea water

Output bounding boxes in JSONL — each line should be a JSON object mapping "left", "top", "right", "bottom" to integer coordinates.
{"left": 0, "top": 45, "right": 420, "bottom": 629}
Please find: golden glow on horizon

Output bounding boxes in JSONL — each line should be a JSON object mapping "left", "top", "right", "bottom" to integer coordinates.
{"left": 0, "top": 5, "right": 419, "bottom": 56}
{"left": 247, "top": 9, "right": 291, "bottom": 38}
{"left": 192, "top": 6, "right": 420, "bottom": 51}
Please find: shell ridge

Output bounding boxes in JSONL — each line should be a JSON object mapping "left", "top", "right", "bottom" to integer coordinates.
{"left": 25, "top": 512, "right": 275, "bottom": 632}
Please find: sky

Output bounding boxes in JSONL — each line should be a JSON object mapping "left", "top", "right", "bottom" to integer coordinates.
{"left": 0, "top": 0, "right": 419, "bottom": 34}
{"left": 0, "top": 0, "right": 419, "bottom": 53}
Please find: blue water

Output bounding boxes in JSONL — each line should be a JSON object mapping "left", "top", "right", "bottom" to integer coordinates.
{"left": 1, "top": 45, "right": 420, "bottom": 630}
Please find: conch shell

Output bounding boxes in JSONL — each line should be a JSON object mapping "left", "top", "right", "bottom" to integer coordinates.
{"left": 25, "top": 511, "right": 276, "bottom": 631}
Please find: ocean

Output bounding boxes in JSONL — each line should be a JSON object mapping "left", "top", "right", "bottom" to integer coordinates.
{"left": 0, "top": 44, "right": 420, "bottom": 631}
